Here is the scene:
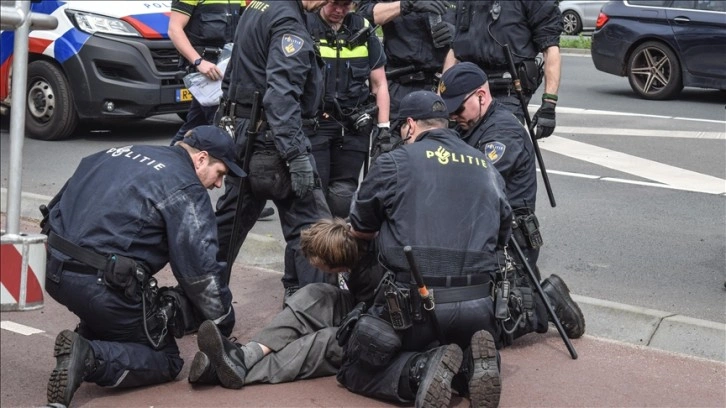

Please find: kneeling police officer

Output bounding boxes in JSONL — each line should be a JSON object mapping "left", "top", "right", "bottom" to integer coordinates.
{"left": 42, "top": 126, "right": 238, "bottom": 407}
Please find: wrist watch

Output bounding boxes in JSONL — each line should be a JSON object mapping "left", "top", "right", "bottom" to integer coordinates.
{"left": 193, "top": 57, "right": 203, "bottom": 67}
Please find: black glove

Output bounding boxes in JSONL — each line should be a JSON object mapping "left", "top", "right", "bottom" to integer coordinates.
{"left": 532, "top": 101, "right": 556, "bottom": 139}
{"left": 288, "top": 154, "right": 314, "bottom": 198}
{"left": 370, "top": 126, "right": 399, "bottom": 162}
{"left": 431, "top": 21, "right": 454, "bottom": 48}
{"left": 401, "top": 0, "right": 450, "bottom": 15}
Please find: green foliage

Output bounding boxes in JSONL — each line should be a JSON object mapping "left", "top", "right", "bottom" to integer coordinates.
{"left": 560, "top": 35, "right": 591, "bottom": 49}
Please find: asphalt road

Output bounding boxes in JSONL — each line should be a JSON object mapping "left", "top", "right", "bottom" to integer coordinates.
{"left": 2, "top": 53, "right": 725, "bottom": 322}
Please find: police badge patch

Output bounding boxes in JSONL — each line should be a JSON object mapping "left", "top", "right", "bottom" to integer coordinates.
{"left": 484, "top": 142, "right": 506, "bottom": 164}
{"left": 281, "top": 34, "right": 304, "bottom": 57}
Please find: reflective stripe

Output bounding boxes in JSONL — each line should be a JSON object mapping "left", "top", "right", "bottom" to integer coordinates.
{"left": 318, "top": 40, "right": 369, "bottom": 59}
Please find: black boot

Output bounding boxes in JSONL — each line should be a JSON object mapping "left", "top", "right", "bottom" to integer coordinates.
{"left": 542, "top": 274, "right": 586, "bottom": 339}
{"left": 47, "top": 330, "right": 97, "bottom": 407}
{"left": 188, "top": 351, "right": 220, "bottom": 385}
{"left": 468, "top": 330, "right": 501, "bottom": 408}
{"left": 197, "top": 321, "right": 248, "bottom": 389}
{"left": 408, "top": 344, "right": 463, "bottom": 408}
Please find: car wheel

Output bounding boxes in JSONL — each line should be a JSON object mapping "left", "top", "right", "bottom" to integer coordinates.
{"left": 25, "top": 60, "right": 78, "bottom": 140}
{"left": 562, "top": 11, "right": 582, "bottom": 35}
{"left": 627, "top": 41, "right": 683, "bottom": 100}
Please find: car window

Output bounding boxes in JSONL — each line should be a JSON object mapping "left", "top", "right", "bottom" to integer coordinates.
{"left": 671, "top": 0, "right": 695, "bottom": 8}
{"left": 697, "top": 0, "right": 726, "bottom": 11}
{"left": 627, "top": 0, "right": 669, "bottom": 6}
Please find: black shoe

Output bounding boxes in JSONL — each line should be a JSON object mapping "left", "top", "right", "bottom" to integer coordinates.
{"left": 188, "top": 351, "right": 220, "bottom": 385}
{"left": 258, "top": 207, "right": 275, "bottom": 220}
{"left": 47, "top": 330, "right": 96, "bottom": 407}
{"left": 410, "top": 344, "right": 463, "bottom": 408}
{"left": 468, "top": 330, "right": 501, "bottom": 408}
{"left": 542, "top": 274, "right": 586, "bottom": 339}
{"left": 197, "top": 320, "right": 247, "bottom": 389}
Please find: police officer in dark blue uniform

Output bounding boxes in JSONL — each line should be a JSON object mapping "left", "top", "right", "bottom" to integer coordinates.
{"left": 42, "top": 126, "right": 240, "bottom": 407}
{"left": 214, "top": 0, "right": 334, "bottom": 296}
{"left": 306, "top": 0, "right": 390, "bottom": 217}
{"left": 356, "top": 0, "right": 455, "bottom": 159}
{"left": 168, "top": 0, "right": 244, "bottom": 145}
{"left": 336, "top": 91, "right": 509, "bottom": 408}
{"left": 439, "top": 62, "right": 585, "bottom": 346}
{"left": 444, "top": 0, "right": 562, "bottom": 139}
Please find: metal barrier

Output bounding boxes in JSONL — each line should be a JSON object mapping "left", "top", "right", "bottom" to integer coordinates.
{"left": 1, "top": 1, "right": 57, "bottom": 310}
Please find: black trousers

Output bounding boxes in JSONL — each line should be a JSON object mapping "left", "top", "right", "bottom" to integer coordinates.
{"left": 214, "top": 118, "right": 335, "bottom": 289}
{"left": 337, "top": 296, "right": 499, "bottom": 404}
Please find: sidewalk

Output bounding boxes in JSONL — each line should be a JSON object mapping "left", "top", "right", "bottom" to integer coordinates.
{"left": 1, "top": 197, "right": 725, "bottom": 407}
{"left": 3, "top": 188, "right": 724, "bottom": 363}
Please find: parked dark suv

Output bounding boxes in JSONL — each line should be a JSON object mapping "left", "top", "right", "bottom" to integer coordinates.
{"left": 591, "top": 0, "right": 726, "bottom": 100}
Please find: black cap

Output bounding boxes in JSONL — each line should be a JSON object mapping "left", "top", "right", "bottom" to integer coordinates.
{"left": 438, "top": 62, "right": 488, "bottom": 114}
{"left": 392, "top": 90, "right": 450, "bottom": 129}
{"left": 185, "top": 126, "right": 246, "bottom": 177}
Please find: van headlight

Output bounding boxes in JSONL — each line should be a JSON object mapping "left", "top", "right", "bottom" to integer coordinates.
{"left": 66, "top": 10, "right": 141, "bottom": 37}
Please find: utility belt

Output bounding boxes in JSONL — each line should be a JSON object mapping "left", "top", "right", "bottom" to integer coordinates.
{"left": 386, "top": 65, "right": 440, "bottom": 87}
{"left": 383, "top": 272, "right": 493, "bottom": 331}
{"left": 47, "top": 232, "right": 197, "bottom": 350}
{"left": 219, "top": 99, "right": 318, "bottom": 130}
{"left": 512, "top": 208, "right": 543, "bottom": 250}
{"left": 484, "top": 59, "right": 543, "bottom": 95}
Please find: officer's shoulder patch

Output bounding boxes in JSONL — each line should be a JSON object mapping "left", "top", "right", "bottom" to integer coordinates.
{"left": 281, "top": 34, "right": 304, "bottom": 57}
{"left": 484, "top": 141, "right": 506, "bottom": 164}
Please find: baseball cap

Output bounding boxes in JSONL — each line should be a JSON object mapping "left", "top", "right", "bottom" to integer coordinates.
{"left": 185, "top": 125, "right": 246, "bottom": 177}
{"left": 392, "top": 90, "right": 450, "bottom": 130}
{"left": 438, "top": 62, "right": 488, "bottom": 115}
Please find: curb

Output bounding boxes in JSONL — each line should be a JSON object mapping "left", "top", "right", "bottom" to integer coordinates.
{"left": 3, "top": 188, "right": 724, "bottom": 362}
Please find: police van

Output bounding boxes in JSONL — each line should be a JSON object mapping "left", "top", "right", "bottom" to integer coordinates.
{"left": 0, "top": 1, "right": 189, "bottom": 141}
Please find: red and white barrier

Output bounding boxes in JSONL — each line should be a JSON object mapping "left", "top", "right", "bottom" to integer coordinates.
{"left": 1, "top": 233, "right": 46, "bottom": 311}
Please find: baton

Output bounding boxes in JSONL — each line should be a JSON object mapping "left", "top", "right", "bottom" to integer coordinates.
{"left": 503, "top": 44, "right": 556, "bottom": 208}
{"left": 403, "top": 246, "right": 444, "bottom": 345}
{"left": 223, "top": 91, "right": 261, "bottom": 285}
{"left": 508, "top": 237, "right": 577, "bottom": 359}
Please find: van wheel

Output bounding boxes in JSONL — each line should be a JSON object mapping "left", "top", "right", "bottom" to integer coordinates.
{"left": 26, "top": 60, "right": 78, "bottom": 140}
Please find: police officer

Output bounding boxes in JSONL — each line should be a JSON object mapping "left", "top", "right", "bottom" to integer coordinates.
{"left": 444, "top": 0, "right": 562, "bottom": 139}
{"left": 439, "top": 62, "right": 585, "bottom": 345}
{"left": 188, "top": 218, "right": 385, "bottom": 389}
{"left": 214, "top": 0, "right": 334, "bottom": 297}
{"left": 336, "top": 91, "right": 510, "bottom": 407}
{"left": 43, "top": 126, "right": 240, "bottom": 407}
{"left": 306, "top": 0, "right": 390, "bottom": 217}
{"left": 168, "top": 0, "right": 244, "bottom": 145}
{"left": 356, "top": 0, "right": 455, "bottom": 159}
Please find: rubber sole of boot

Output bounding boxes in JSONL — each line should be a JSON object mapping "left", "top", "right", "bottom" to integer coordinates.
{"left": 197, "top": 321, "right": 246, "bottom": 389}
{"left": 415, "top": 344, "right": 463, "bottom": 408}
{"left": 545, "top": 274, "right": 586, "bottom": 339}
{"left": 188, "top": 351, "right": 215, "bottom": 384}
{"left": 469, "top": 330, "right": 501, "bottom": 408}
{"left": 47, "top": 330, "right": 82, "bottom": 406}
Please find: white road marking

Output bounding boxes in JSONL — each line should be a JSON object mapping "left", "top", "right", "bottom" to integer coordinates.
{"left": 1, "top": 320, "right": 45, "bottom": 336}
{"left": 554, "top": 127, "right": 725, "bottom": 140}
{"left": 529, "top": 105, "right": 725, "bottom": 124}
{"left": 539, "top": 136, "right": 726, "bottom": 195}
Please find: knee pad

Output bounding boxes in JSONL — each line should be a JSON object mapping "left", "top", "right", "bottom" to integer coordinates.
{"left": 326, "top": 181, "right": 357, "bottom": 218}
{"left": 346, "top": 315, "right": 401, "bottom": 368}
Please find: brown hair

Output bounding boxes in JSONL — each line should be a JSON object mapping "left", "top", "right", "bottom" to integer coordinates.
{"left": 301, "top": 218, "right": 360, "bottom": 270}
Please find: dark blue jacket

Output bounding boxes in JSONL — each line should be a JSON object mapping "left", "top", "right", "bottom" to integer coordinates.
{"left": 350, "top": 127, "right": 511, "bottom": 275}
{"left": 462, "top": 100, "right": 537, "bottom": 210}
{"left": 357, "top": 0, "right": 455, "bottom": 72}
{"left": 222, "top": 0, "right": 323, "bottom": 160}
{"left": 452, "top": 0, "right": 562, "bottom": 71}
{"left": 47, "top": 144, "right": 234, "bottom": 327}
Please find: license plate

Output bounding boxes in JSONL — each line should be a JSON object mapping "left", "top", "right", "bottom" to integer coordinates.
{"left": 176, "top": 88, "right": 193, "bottom": 102}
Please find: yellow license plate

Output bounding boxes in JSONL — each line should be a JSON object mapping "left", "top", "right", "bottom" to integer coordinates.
{"left": 176, "top": 88, "right": 193, "bottom": 102}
